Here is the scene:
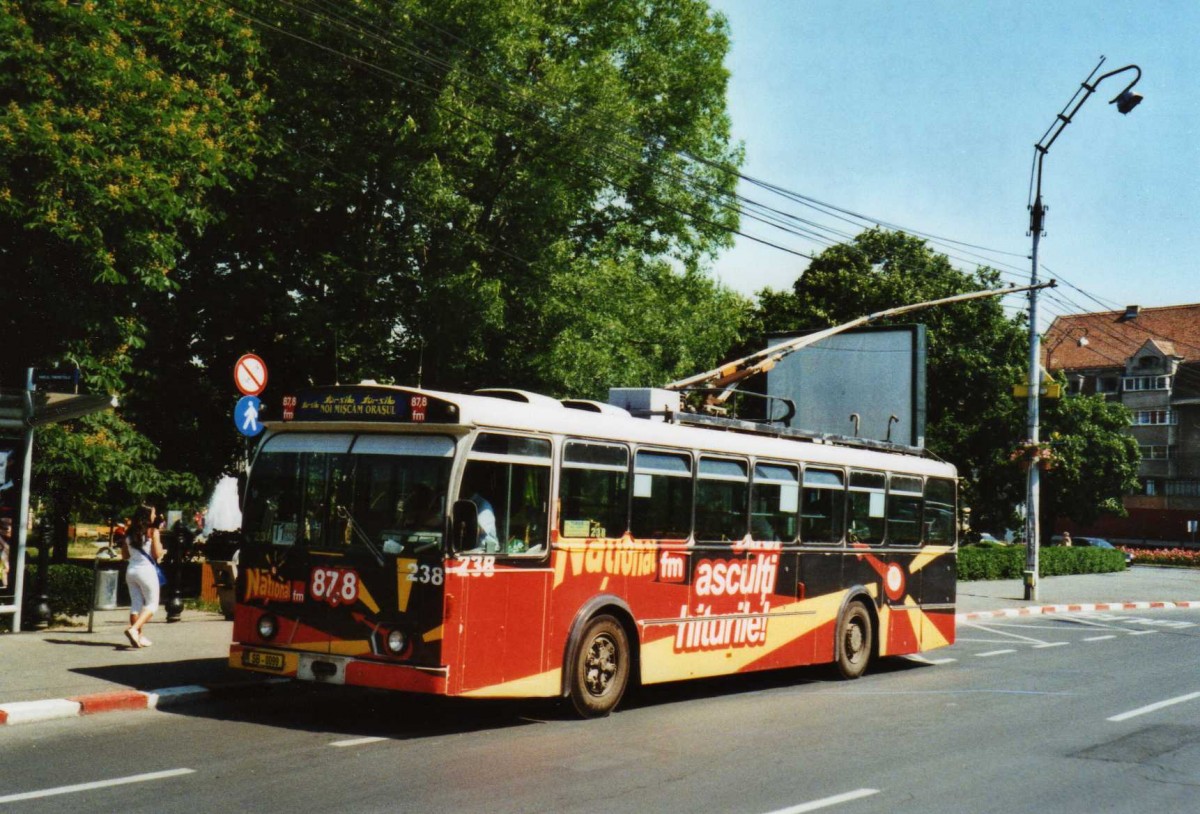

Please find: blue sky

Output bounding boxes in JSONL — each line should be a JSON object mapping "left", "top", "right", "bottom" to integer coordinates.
{"left": 707, "top": 1, "right": 1200, "bottom": 328}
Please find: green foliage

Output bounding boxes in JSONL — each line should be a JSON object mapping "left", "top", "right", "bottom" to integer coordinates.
{"left": 958, "top": 545, "right": 1025, "bottom": 580}
{"left": 1039, "top": 388, "right": 1141, "bottom": 529}
{"left": 0, "top": 0, "right": 268, "bottom": 389}
{"left": 957, "top": 545, "right": 1126, "bottom": 581}
{"left": 34, "top": 411, "right": 203, "bottom": 520}
{"left": 1039, "top": 545, "right": 1127, "bottom": 575}
{"left": 123, "top": 0, "right": 749, "bottom": 478}
{"left": 22, "top": 563, "right": 95, "bottom": 621}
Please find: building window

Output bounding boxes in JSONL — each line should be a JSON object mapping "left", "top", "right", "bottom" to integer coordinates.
{"left": 1166, "top": 480, "right": 1200, "bottom": 498}
{"left": 1131, "top": 410, "right": 1177, "bottom": 425}
{"left": 1139, "top": 445, "right": 1173, "bottom": 460}
{"left": 1096, "top": 377, "right": 1120, "bottom": 394}
{"left": 1123, "top": 375, "right": 1172, "bottom": 392}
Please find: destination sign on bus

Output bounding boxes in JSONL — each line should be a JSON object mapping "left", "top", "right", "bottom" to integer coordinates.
{"left": 283, "top": 387, "right": 458, "bottom": 424}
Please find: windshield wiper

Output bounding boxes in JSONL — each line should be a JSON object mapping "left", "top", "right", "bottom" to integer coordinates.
{"left": 335, "top": 504, "right": 385, "bottom": 566}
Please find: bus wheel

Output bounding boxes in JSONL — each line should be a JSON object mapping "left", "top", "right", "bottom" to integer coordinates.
{"left": 568, "top": 615, "right": 630, "bottom": 718}
{"left": 836, "top": 601, "right": 873, "bottom": 680}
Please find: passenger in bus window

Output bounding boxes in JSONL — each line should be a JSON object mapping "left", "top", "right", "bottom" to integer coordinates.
{"left": 470, "top": 492, "right": 499, "bottom": 552}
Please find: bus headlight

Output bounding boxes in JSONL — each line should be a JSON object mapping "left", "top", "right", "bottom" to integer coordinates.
{"left": 257, "top": 613, "right": 278, "bottom": 640}
{"left": 385, "top": 629, "right": 409, "bottom": 655}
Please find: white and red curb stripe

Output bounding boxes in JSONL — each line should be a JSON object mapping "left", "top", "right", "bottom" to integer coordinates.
{"left": 957, "top": 599, "right": 1200, "bottom": 622}
{"left": 0, "top": 680, "right": 287, "bottom": 726}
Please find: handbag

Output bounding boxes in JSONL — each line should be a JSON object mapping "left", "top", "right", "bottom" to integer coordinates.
{"left": 154, "top": 562, "right": 167, "bottom": 586}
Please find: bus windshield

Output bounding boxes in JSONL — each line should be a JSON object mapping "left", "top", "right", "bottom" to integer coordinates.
{"left": 243, "top": 433, "right": 455, "bottom": 554}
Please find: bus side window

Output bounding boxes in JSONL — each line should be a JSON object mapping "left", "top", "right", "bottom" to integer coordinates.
{"left": 847, "top": 470, "right": 886, "bottom": 545}
{"left": 752, "top": 462, "right": 799, "bottom": 543}
{"left": 559, "top": 441, "right": 629, "bottom": 539}
{"left": 800, "top": 467, "right": 844, "bottom": 544}
{"left": 459, "top": 433, "right": 552, "bottom": 556}
{"left": 924, "top": 478, "right": 956, "bottom": 545}
{"left": 631, "top": 451, "right": 692, "bottom": 540}
{"left": 695, "top": 457, "right": 749, "bottom": 544}
{"left": 886, "top": 475, "right": 923, "bottom": 546}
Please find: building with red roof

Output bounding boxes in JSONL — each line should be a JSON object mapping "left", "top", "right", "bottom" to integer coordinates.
{"left": 1043, "top": 303, "right": 1200, "bottom": 544}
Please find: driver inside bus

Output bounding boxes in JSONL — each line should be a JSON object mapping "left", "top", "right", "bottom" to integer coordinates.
{"left": 400, "top": 483, "right": 443, "bottom": 532}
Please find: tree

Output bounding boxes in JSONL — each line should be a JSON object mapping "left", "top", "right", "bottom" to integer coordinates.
{"left": 127, "top": 0, "right": 749, "bottom": 479}
{"left": 1038, "top": 388, "right": 1140, "bottom": 531}
{"left": 1, "top": 1, "right": 267, "bottom": 550}
{"left": 0, "top": 0, "right": 268, "bottom": 389}
{"left": 33, "top": 411, "right": 203, "bottom": 560}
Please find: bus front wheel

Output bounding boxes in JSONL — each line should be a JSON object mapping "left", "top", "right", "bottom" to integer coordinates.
{"left": 568, "top": 615, "right": 630, "bottom": 718}
{"left": 836, "top": 601, "right": 873, "bottom": 680}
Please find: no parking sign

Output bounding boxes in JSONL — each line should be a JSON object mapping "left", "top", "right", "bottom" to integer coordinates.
{"left": 233, "top": 353, "right": 268, "bottom": 397}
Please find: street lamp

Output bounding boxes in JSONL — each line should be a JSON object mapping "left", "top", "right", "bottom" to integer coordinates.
{"left": 1024, "top": 56, "right": 1143, "bottom": 601}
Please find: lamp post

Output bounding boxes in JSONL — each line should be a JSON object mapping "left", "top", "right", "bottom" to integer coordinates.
{"left": 1024, "top": 56, "right": 1143, "bottom": 601}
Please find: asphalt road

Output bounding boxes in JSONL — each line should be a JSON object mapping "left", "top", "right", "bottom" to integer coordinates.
{"left": 2, "top": 606, "right": 1199, "bottom": 814}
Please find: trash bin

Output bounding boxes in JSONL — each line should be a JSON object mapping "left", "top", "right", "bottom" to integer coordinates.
{"left": 88, "top": 545, "right": 123, "bottom": 633}
{"left": 94, "top": 567, "right": 120, "bottom": 610}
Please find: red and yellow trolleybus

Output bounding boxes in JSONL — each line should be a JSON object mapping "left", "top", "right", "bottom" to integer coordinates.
{"left": 230, "top": 384, "right": 957, "bottom": 716}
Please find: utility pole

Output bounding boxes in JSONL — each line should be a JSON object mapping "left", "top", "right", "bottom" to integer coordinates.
{"left": 1023, "top": 57, "right": 1143, "bottom": 601}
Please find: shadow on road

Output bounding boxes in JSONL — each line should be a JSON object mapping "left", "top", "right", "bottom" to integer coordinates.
{"left": 132, "top": 653, "right": 931, "bottom": 740}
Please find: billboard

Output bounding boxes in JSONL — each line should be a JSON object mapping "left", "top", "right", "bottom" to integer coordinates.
{"left": 765, "top": 325, "right": 926, "bottom": 447}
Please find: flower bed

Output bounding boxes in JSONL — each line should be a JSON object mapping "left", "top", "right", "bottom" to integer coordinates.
{"left": 1127, "top": 547, "right": 1200, "bottom": 568}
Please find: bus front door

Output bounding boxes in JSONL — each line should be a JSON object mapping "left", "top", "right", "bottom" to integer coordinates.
{"left": 447, "top": 556, "right": 551, "bottom": 696}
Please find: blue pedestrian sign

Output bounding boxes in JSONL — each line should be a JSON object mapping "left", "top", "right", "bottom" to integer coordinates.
{"left": 235, "top": 395, "right": 264, "bottom": 437}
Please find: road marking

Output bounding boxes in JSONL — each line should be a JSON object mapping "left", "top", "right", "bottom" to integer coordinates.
{"left": 977, "top": 649, "right": 1017, "bottom": 658}
{"left": 1032, "top": 642, "right": 1069, "bottom": 649}
{"left": 906, "top": 654, "right": 956, "bottom": 665}
{"left": 1084, "top": 635, "right": 1116, "bottom": 642}
{"left": 1127, "top": 630, "right": 1158, "bottom": 636}
{"left": 764, "top": 788, "right": 881, "bottom": 814}
{"left": 0, "top": 768, "right": 195, "bottom": 804}
{"left": 960, "top": 623, "right": 1053, "bottom": 646}
{"left": 331, "top": 736, "right": 387, "bottom": 748}
{"left": 1108, "top": 692, "right": 1200, "bottom": 723}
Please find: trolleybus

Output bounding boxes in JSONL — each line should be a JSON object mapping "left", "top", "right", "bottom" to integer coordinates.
{"left": 230, "top": 384, "right": 957, "bottom": 716}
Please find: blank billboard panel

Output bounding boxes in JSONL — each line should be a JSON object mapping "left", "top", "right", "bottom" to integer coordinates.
{"left": 765, "top": 325, "right": 926, "bottom": 447}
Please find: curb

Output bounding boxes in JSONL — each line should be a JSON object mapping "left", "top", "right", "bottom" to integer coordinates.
{"left": 0, "top": 680, "right": 287, "bottom": 727}
{"left": 957, "top": 599, "right": 1200, "bottom": 622}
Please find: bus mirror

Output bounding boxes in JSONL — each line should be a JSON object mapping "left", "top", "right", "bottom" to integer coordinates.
{"left": 451, "top": 499, "right": 479, "bottom": 550}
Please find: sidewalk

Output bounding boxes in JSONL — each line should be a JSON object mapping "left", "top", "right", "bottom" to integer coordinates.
{"left": 3, "top": 567, "right": 1200, "bottom": 726}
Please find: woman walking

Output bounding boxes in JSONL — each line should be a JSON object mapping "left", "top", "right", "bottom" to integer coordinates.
{"left": 121, "top": 504, "right": 165, "bottom": 648}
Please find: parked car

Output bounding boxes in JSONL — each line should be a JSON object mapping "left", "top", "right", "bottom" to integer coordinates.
{"left": 1050, "top": 535, "right": 1134, "bottom": 565}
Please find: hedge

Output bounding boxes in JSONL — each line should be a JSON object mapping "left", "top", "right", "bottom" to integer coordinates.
{"left": 20, "top": 564, "right": 95, "bottom": 623}
{"left": 958, "top": 545, "right": 1126, "bottom": 581}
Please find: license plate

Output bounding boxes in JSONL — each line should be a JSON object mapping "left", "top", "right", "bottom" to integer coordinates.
{"left": 242, "top": 650, "right": 285, "bottom": 671}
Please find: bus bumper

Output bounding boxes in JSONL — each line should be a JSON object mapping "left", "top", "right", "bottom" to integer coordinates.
{"left": 230, "top": 644, "right": 449, "bottom": 694}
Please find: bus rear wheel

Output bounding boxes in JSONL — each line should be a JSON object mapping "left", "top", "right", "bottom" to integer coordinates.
{"left": 836, "top": 601, "right": 873, "bottom": 680}
{"left": 568, "top": 615, "right": 630, "bottom": 718}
